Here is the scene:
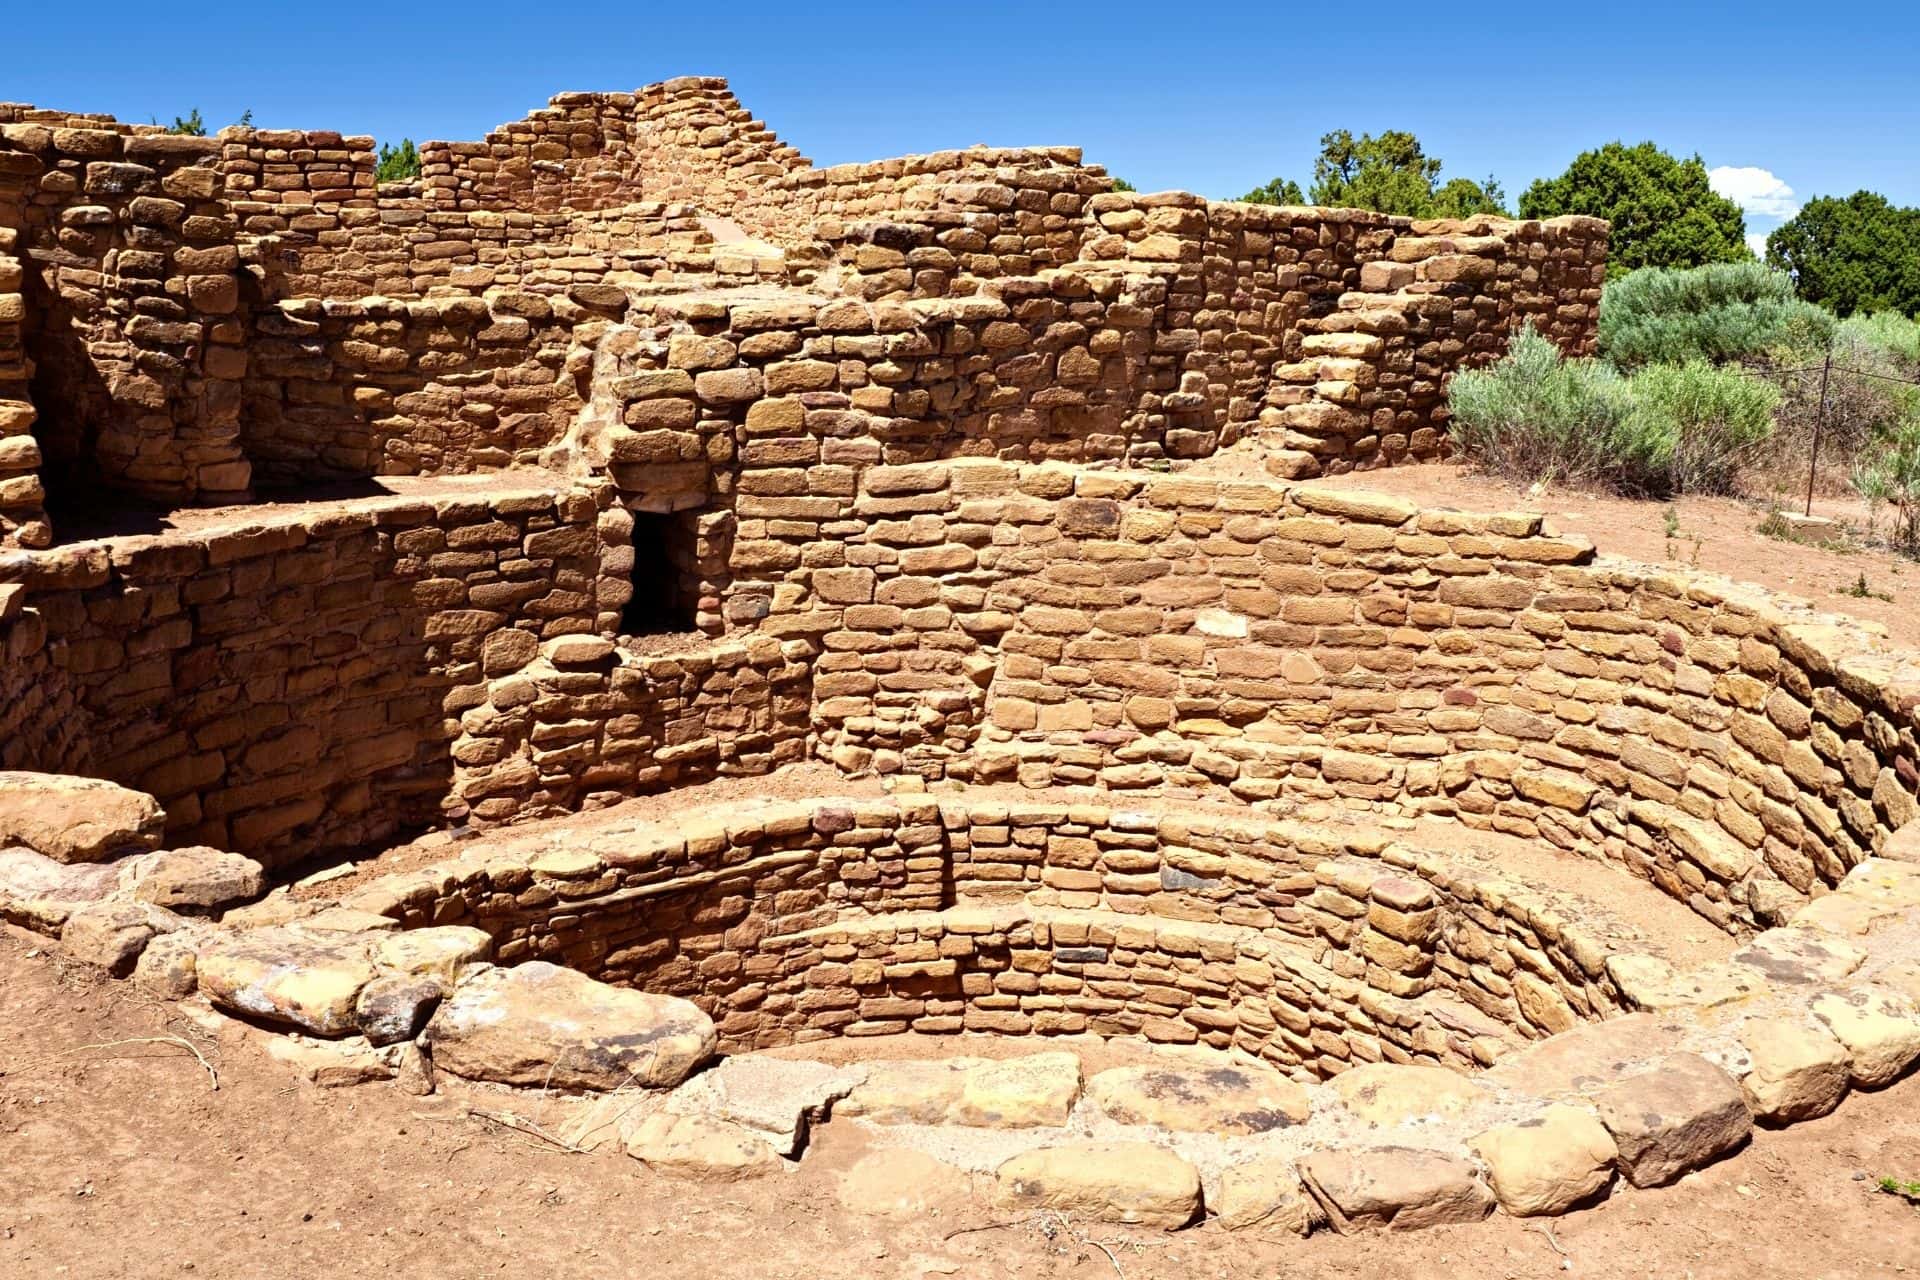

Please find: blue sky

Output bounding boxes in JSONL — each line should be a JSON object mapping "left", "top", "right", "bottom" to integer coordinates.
{"left": 11, "top": 1, "right": 1916, "bottom": 248}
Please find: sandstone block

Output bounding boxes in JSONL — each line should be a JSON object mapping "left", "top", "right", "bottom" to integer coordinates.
{"left": 953, "top": 1052, "right": 1081, "bottom": 1128}
{"left": 1470, "top": 1105, "right": 1617, "bottom": 1216}
{"left": 133, "top": 847, "right": 265, "bottom": 913}
{"left": 1593, "top": 1053, "right": 1752, "bottom": 1187}
{"left": 1331, "top": 1062, "right": 1485, "bottom": 1126}
{"left": 423, "top": 961, "right": 715, "bottom": 1091}
{"left": 0, "top": 773, "right": 165, "bottom": 864}
{"left": 993, "top": 1141, "right": 1201, "bottom": 1229}
{"left": 1298, "top": 1147, "right": 1494, "bottom": 1232}
{"left": 627, "top": 1112, "right": 782, "bottom": 1180}
{"left": 1812, "top": 986, "right": 1920, "bottom": 1087}
{"left": 197, "top": 927, "right": 379, "bottom": 1038}
{"left": 1087, "top": 1061, "right": 1311, "bottom": 1134}
{"left": 1737, "top": 1016, "right": 1849, "bottom": 1123}
{"left": 1214, "top": 1156, "right": 1321, "bottom": 1233}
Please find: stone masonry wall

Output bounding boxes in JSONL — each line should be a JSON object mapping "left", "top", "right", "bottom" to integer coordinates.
{"left": 0, "top": 480, "right": 619, "bottom": 867}
{"left": 0, "top": 225, "right": 46, "bottom": 545}
{"left": 348, "top": 793, "right": 1641, "bottom": 1073}
{"left": 0, "top": 121, "right": 252, "bottom": 507}
{"left": 679, "top": 459, "right": 1919, "bottom": 930}
{"left": 240, "top": 290, "right": 610, "bottom": 484}
{"left": 417, "top": 78, "right": 809, "bottom": 216}
{"left": 0, "top": 82, "right": 1606, "bottom": 545}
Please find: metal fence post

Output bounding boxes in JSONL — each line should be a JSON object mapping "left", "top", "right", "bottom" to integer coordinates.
{"left": 1806, "top": 350, "right": 1832, "bottom": 518}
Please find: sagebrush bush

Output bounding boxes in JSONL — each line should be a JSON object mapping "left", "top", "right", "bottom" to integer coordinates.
{"left": 1853, "top": 419, "right": 1920, "bottom": 550}
{"left": 1838, "top": 311, "right": 1920, "bottom": 367}
{"left": 1630, "top": 360, "right": 1780, "bottom": 493}
{"left": 1450, "top": 325, "right": 1647, "bottom": 488}
{"left": 1758, "top": 310, "right": 1920, "bottom": 495}
{"left": 1598, "top": 260, "right": 1835, "bottom": 369}
{"left": 1450, "top": 324, "right": 1777, "bottom": 496}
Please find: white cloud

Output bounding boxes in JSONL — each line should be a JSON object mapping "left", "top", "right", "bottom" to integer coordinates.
{"left": 1746, "top": 232, "right": 1770, "bottom": 259}
{"left": 1710, "top": 165, "right": 1800, "bottom": 219}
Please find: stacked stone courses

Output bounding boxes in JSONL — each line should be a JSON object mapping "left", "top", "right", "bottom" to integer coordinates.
{"left": 1, "top": 76, "right": 1919, "bottom": 1245}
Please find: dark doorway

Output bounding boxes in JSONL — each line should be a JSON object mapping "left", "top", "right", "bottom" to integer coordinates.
{"left": 622, "top": 510, "right": 699, "bottom": 634}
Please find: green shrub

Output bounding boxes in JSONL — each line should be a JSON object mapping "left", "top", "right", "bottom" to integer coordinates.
{"left": 1449, "top": 324, "right": 1776, "bottom": 496}
{"left": 1449, "top": 324, "right": 1646, "bottom": 488}
{"left": 1853, "top": 418, "right": 1920, "bottom": 551}
{"left": 375, "top": 139, "right": 421, "bottom": 184}
{"left": 1520, "top": 142, "right": 1748, "bottom": 277}
{"left": 1599, "top": 261, "right": 1834, "bottom": 368}
{"left": 1629, "top": 359, "right": 1780, "bottom": 493}
{"left": 1838, "top": 310, "right": 1920, "bottom": 366}
{"left": 162, "top": 108, "right": 206, "bottom": 137}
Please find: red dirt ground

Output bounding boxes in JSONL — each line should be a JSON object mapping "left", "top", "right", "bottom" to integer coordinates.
{"left": 4, "top": 926, "right": 1918, "bottom": 1280}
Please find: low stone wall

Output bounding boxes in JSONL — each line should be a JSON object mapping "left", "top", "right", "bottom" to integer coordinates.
{"left": 239, "top": 292, "right": 602, "bottom": 483}
{"left": 0, "top": 479, "right": 620, "bottom": 865}
{"left": 669, "top": 458, "right": 1920, "bottom": 929}
{"left": 0, "top": 226, "right": 45, "bottom": 546}
{"left": 344, "top": 794, "right": 1647, "bottom": 1070}
{"left": 0, "top": 122, "right": 251, "bottom": 507}
{"left": 453, "top": 633, "right": 814, "bottom": 823}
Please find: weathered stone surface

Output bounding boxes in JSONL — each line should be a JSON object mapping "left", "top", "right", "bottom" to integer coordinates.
{"left": 1592, "top": 1054, "right": 1752, "bottom": 1188}
{"left": 1214, "top": 1156, "right": 1321, "bottom": 1233}
{"left": 1608, "top": 955, "right": 1767, "bottom": 1009}
{"left": 196, "top": 927, "right": 378, "bottom": 1038}
{"left": 132, "top": 847, "right": 266, "bottom": 913}
{"left": 1812, "top": 986, "right": 1920, "bottom": 1087}
{"left": 354, "top": 974, "right": 447, "bottom": 1046}
{"left": 664, "top": 1055, "right": 864, "bottom": 1155}
{"left": 626, "top": 1112, "right": 783, "bottom": 1180}
{"left": 1737, "top": 1016, "right": 1850, "bottom": 1123}
{"left": 0, "top": 847, "right": 120, "bottom": 932}
{"left": 1732, "top": 929, "right": 1864, "bottom": 986}
{"left": 840, "top": 1058, "right": 982, "bottom": 1124}
{"left": 132, "top": 927, "right": 201, "bottom": 999}
{"left": 1087, "top": 1061, "right": 1311, "bottom": 1134}
{"left": 422, "top": 961, "right": 716, "bottom": 1091}
{"left": 1470, "top": 1105, "right": 1617, "bottom": 1216}
{"left": 373, "top": 926, "right": 494, "bottom": 980}
{"left": 60, "top": 900, "right": 170, "bottom": 976}
{"left": 1297, "top": 1146, "right": 1494, "bottom": 1232}
{"left": 395, "top": 1041, "right": 436, "bottom": 1096}
{"left": 952, "top": 1053, "right": 1081, "bottom": 1128}
{"left": 1331, "top": 1062, "right": 1484, "bottom": 1126}
{"left": 0, "top": 774, "right": 164, "bottom": 863}
{"left": 1485, "top": 1013, "right": 1684, "bottom": 1098}
{"left": 993, "top": 1141, "right": 1201, "bottom": 1229}
{"left": 262, "top": 1034, "right": 398, "bottom": 1088}
{"left": 838, "top": 1148, "right": 967, "bottom": 1217}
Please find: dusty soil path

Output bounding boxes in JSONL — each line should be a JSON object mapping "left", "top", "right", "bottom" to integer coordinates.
{"left": 4, "top": 926, "right": 1918, "bottom": 1280}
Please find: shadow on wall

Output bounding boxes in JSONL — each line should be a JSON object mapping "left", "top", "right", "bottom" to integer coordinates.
{"left": 13, "top": 522, "right": 465, "bottom": 871}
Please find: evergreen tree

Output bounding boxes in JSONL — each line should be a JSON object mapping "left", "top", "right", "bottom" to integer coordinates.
{"left": 1236, "top": 175, "right": 1306, "bottom": 206}
{"left": 1766, "top": 191, "right": 1920, "bottom": 317}
{"left": 376, "top": 139, "right": 422, "bottom": 184}
{"left": 163, "top": 108, "right": 206, "bottom": 136}
{"left": 1236, "top": 130, "right": 1503, "bottom": 217}
{"left": 1520, "top": 142, "right": 1747, "bottom": 278}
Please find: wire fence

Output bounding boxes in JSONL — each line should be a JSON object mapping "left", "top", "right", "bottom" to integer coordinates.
{"left": 1746, "top": 350, "right": 1920, "bottom": 516}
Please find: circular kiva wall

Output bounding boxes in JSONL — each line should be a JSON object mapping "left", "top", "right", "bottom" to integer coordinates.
{"left": 343, "top": 794, "right": 1714, "bottom": 1074}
